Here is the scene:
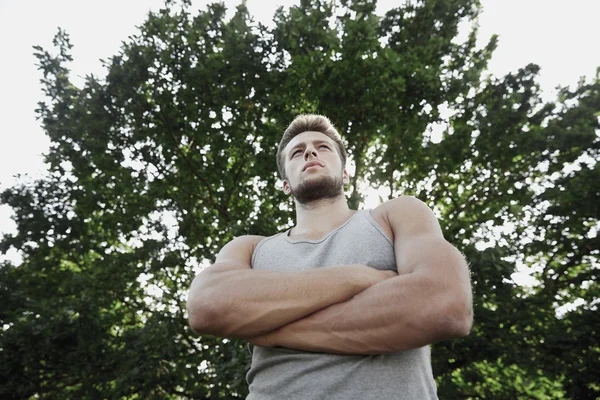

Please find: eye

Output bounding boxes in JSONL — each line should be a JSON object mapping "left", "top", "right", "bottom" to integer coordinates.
{"left": 319, "top": 144, "right": 330, "bottom": 150}
{"left": 291, "top": 149, "right": 302, "bottom": 157}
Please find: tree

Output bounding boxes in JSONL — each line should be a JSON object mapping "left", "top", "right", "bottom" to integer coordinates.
{"left": 1, "top": 0, "right": 598, "bottom": 398}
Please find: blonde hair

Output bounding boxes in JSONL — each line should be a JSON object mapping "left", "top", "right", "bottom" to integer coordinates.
{"left": 276, "top": 114, "right": 347, "bottom": 179}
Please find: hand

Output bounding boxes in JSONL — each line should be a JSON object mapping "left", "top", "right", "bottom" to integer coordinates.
{"left": 344, "top": 264, "right": 398, "bottom": 289}
{"left": 378, "top": 269, "right": 398, "bottom": 279}
{"left": 362, "top": 266, "right": 398, "bottom": 287}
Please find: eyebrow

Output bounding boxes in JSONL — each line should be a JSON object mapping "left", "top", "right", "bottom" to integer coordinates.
{"left": 288, "top": 140, "right": 332, "bottom": 157}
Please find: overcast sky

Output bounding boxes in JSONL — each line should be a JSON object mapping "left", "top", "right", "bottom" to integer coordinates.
{"left": 1, "top": 0, "right": 599, "bottom": 240}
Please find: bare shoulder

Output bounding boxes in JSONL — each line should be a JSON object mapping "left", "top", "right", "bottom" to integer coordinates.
{"left": 381, "top": 195, "right": 432, "bottom": 217}
{"left": 371, "top": 195, "right": 426, "bottom": 222}
{"left": 372, "top": 196, "right": 442, "bottom": 240}
{"left": 227, "top": 235, "right": 266, "bottom": 248}
{"left": 216, "top": 235, "right": 266, "bottom": 264}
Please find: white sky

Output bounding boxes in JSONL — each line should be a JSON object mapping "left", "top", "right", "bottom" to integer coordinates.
{"left": 1, "top": 0, "right": 599, "bottom": 262}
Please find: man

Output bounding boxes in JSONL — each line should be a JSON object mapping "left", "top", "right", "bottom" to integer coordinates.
{"left": 187, "top": 114, "right": 473, "bottom": 399}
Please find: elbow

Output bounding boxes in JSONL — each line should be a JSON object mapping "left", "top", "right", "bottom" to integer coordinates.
{"left": 188, "top": 304, "right": 241, "bottom": 338}
{"left": 443, "top": 279, "right": 473, "bottom": 339}
{"left": 433, "top": 290, "right": 472, "bottom": 340}
{"left": 451, "top": 310, "right": 473, "bottom": 338}
{"left": 187, "top": 293, "right": 223, "bottom": 335}
{"left": 446, "top": 301, "right": 473, "bottom": 339}
{"left": 187, "top": 270, "right": 228, "bottom": 335}
{"left": 187, "top": 304, "right": 214, "bottom": 334}
{"left": 188, "top": 308, "right": 214, "bottom": 334}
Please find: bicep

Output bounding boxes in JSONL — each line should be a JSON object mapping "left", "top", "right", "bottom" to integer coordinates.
{"left": 385, "top": 196, "right": 444, "bottom": 273}
{"left": 207, "top": 235, "right": 264, "bottom": 273}
{"left": 386, "top": 196, "right": 468, "bottom": 282}
{"left": 394, "top": 228, "right": 472, "bottom": 315}
{"left": 189, "top": 235, "right": 263, "bottom": 296}
{"left": 396, "top": 234, "right": 468, "bottom": 283}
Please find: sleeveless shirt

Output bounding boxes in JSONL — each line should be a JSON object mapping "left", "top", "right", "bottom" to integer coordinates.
{"left": 246, "top": 210, "right": 438, "bottom": 399}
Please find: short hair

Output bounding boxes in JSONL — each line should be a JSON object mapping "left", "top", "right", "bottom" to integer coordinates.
{"left": 276, "top": 114, "right": 347, "bottom": 179}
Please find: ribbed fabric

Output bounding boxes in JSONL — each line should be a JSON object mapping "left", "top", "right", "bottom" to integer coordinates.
{"left": 246, "top": 210, "right": 438, "bottom": 400}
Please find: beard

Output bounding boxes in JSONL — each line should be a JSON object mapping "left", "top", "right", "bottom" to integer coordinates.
{"left": 289, "top": 174, "right": 345, "bottom": 205}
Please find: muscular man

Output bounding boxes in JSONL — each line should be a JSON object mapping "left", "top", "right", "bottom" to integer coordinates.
{"left": 187, "top": 114, "right": 473, "bottom": 399}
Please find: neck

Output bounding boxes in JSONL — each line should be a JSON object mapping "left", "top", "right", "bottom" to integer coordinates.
{"left": 292, "top": 195, "right": 354, "bottom": 235}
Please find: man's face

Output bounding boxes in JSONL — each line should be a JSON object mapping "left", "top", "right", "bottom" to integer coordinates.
{"left": 282, "top": 131, "right": 349, "bottom": 204}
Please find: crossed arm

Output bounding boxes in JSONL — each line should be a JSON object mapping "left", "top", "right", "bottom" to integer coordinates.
{"left": 186, "top": 196, "right": 473, "bottom": 355}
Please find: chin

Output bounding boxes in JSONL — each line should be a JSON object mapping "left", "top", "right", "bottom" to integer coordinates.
{"left": 290, "top": 175, "right": 345, "bottom": 204}
{"left": 302, "top": 173, "right": 327, "bottom": 181}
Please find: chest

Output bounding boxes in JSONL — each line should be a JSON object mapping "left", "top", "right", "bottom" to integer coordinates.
{"left": 252, "top": 217, "right": 396, "bottom": 272}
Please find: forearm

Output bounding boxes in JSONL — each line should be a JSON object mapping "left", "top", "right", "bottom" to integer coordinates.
{"left": 187, "top": 264, "right": 387, "bottom": 338}
{"left": 250, "top": 269, "right": 472, "bottom": 354}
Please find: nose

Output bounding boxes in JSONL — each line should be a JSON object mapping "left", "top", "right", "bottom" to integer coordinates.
{"left": 304, "top": 145, "right": 318, "bottom": 160}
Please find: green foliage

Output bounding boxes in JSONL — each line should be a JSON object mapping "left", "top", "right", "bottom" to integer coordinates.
{"left": 1, "top": 0, "right": 598, "bottom": 398}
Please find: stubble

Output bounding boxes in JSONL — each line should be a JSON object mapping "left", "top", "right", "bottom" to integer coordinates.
{"left": 289, "top": 174, "right": 345, "bottom": 205}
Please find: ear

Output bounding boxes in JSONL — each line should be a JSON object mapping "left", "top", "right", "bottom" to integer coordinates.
{"left": 342, "top": 169, "right": 350, "bottom": 185}
{"left": 282, "top": 180, "right": 292, "bottom": 195}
